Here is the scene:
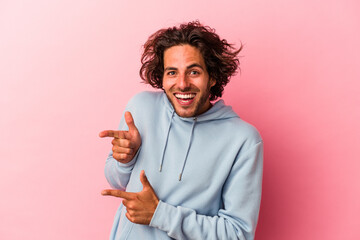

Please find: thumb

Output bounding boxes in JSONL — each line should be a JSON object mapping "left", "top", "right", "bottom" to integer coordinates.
{"left": 125, "top": 111, "right": 138, "bottom": 133}
{"left": 140, "top": 170, "right": 151, "bottom": 189}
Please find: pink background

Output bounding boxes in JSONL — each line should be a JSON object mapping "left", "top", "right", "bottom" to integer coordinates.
{"left": 1, "top": 0, "right": 359, "bottom": 239}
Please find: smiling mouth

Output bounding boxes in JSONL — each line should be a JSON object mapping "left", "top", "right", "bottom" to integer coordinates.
{"left": 174, "top": 93, "right": 196, "bottom": 105}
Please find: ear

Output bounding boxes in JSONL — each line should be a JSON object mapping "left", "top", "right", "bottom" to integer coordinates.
{"left": 209, "top": 78, "right": 216, "bottom": 88}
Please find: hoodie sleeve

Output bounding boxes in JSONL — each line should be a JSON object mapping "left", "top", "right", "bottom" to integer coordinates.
{"left": 104, "top": 151, "right": 138, "bottom": 190}
{"left": 103, "top": 92, "right": 151, "bottom": 191}
{"left": 103, "top": 110, "right": 140, "bottom": 190}
{"left": 149, "top": 141, "right": 263, "bottom": 240}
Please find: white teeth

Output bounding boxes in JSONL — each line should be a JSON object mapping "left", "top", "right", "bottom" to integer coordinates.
{"left": 175, "top": 93, "right": 195, "bottom": 99}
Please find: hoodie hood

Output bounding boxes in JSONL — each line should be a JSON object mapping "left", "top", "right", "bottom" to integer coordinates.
{"left": 160, "top": 93, "right": 239, "bottom": 180}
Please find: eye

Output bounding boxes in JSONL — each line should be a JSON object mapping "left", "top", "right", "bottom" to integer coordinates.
{"left": 190, "top": 70, "right": 199, "bottom": 75}
{"left": 167, "top": 71, "right": 176, "bottom": 76}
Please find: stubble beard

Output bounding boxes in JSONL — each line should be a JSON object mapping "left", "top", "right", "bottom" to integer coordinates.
{"left": 165, "top": 82, "right": 212, "bottom": 118}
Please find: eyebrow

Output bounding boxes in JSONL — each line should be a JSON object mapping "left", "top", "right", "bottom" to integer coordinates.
{"left": 187, "top": 63, "right": 204, "bottom": 70}
{"left": 164, "top": 63, "right": 204, "bottom": 72}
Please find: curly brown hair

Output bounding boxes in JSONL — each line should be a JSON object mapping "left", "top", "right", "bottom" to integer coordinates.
{"left": 139, "top": 21, "right": 242, "bottom": 101}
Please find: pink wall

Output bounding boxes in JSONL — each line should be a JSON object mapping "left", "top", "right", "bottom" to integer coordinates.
{"left": 1, "top": 0, "right": 359, "bottom": 239}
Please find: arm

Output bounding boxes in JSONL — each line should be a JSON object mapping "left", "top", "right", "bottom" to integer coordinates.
{"left": 100, "top": 111, "right": 141, "bottom": 190}
{"left": 150, "top": 141, "right": 264, "bottom": 240}
{"left": 102, "top": 141, "right": 263, "bottom": 239}
{"left": 103, "top": 149, "right": 138, "bottom": 190}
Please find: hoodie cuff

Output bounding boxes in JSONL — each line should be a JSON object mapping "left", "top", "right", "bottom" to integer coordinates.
{"left": 149, "top": 200, "right": 170, "bottom": 230}
{"left": 149, "top": 200, "right": 173, "bottom": 231}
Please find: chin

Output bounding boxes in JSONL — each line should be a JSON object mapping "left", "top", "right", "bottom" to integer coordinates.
{"left": 174, "top": 107, "right": 196, "bottom": 118}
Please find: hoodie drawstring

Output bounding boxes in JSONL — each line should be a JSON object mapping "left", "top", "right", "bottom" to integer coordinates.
{"left": 179, "top": 117, "right": 197, "bottom": 181}
{"left": 159, "top": 111, "right": 175, "bottom": 172}
{"left": 158, "top": 112, "right": 197, "bottom": 181}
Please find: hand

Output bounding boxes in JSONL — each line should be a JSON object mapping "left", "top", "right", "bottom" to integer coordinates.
{"left": 99, "top": 111, "right": 141, "bottom": 163}
{"left": 101, "top": 170, "right": 159, "bottom": 225}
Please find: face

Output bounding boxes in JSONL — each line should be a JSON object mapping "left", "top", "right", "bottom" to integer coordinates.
{"left": 162, "top": 44, "right": 215, "bottom": 118}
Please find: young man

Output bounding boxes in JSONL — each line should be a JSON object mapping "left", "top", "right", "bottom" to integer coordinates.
{"left": 99, "top": 21, "right": 263, "bottom": 240}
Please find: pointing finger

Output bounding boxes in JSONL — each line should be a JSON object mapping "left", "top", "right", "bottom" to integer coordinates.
{"left": 101, "top": 189, "right": 134, "bottom": 199}
{"left": 99, "top": 130, "right": 125, "bottom": 139}
{"left": 99, "top": 130, "right": 109, "bottom": 138}
{"left": 99, "top": 130, "right": 118, "bottom": 138}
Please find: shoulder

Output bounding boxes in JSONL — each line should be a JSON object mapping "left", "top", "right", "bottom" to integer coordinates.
{"left": 124, "top": 91, "right": 164, "bottom": 128}
{"left": 128, "top": 91, "right": 163, "bottom": 104}
{"left": 235, "top": 118, "right": 262, "bottom": 142}
{"left": 126, "top": 91, "right": 163, "bottom": 108}
{"left": 203, "top": 100, "right": 262, "bottom": 146}
{"left": 223, "top": 117, "right": 263, "bottom": 148}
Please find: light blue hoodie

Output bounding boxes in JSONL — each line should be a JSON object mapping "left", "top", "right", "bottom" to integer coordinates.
{"left": 104, "top": 91, "right": 263, "bottom": 240}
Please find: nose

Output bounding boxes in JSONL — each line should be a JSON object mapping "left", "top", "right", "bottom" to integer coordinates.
{"left": 177, "top": 73, "right": 191, "bottom": 90}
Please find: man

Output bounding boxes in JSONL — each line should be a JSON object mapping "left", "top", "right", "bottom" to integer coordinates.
{"left": 99, "top": 21, "right": 263, "bottom": 240}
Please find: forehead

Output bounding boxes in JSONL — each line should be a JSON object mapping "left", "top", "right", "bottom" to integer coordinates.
{"left": 163, "top": 44, "right": 205, "bottom": 67}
